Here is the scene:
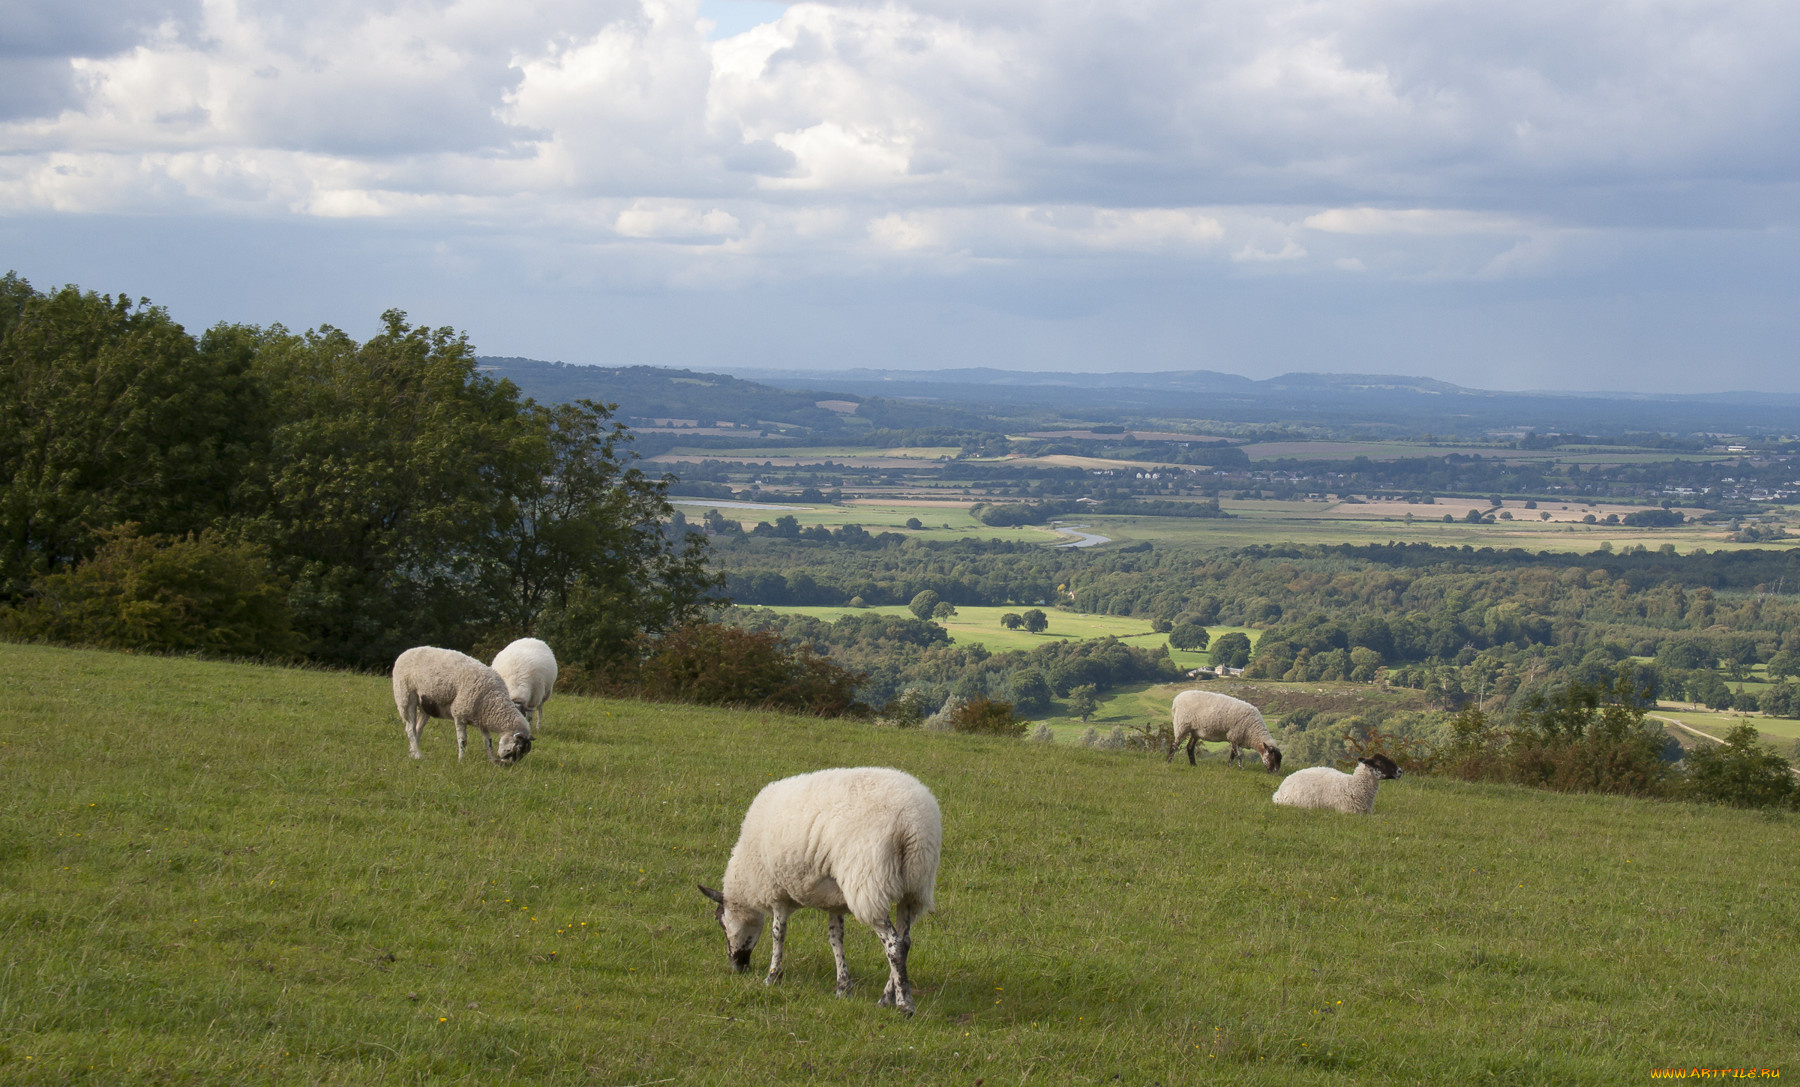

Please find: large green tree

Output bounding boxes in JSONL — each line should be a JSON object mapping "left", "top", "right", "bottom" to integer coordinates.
{"left": 244, "top": 311, "right": 526, "bottom": 663}
{"left": 0, "top": 275, "right": 268, "bottom": 596}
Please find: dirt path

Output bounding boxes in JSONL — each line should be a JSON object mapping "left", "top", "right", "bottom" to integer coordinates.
{"left": 1649, "top": 713, "right": 1800, "bottom": 779}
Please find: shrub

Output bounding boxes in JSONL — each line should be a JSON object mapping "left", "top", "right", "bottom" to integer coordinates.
{"left": 881, "top": 688, "right": 935, "bottom": 728}
{"left": 633, "top": 623, "right": 866, "bottom": 717}
{"left": 1504, "top": 677, "right": 1672, "bottom": 797}
{"left": 948, "top": 695, "right": 1026, "bottom": 737}
{"left": 0, "top": 525, "right": 299, "bottom": 659}
{"left": 1682, "top": 724, "right": 1797, "bottom": 809}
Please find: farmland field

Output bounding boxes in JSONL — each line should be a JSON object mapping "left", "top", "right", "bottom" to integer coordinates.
{"left": 756, "top": 604, "right": 1258, "bottom": 669}
{"left": 3, "top": 643, "right": 1795, "bottom": 1084}
{"left": 1239, "top": 440, "right": 1734, "bottom": 465}
{"left": 677, "top": 494, "right": 1793, "bottom": 554}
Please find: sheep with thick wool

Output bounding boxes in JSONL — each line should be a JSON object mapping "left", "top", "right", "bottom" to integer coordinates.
{"left": 490, "top": 637, "right": 557, "bottom": 731}
{"left": 392, "top": 646, "right": 533, "bottom": 765}
{"left": 699, "top": 767, "right": 941, "bottom": 1015}
{"left": 1272, "top": 754, "right": 1402, "bottom": 814}
{"left": 1167, "top": 689, "right": 1282, "bottom": 771}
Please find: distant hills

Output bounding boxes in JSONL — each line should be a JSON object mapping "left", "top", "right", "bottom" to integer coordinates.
{"left": 476, "top": 356, "right": 1800, "bottom": 439}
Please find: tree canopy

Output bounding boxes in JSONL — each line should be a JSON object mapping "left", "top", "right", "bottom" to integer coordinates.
{"left": 0, "top": 275, "right": 721, "bottom": 672}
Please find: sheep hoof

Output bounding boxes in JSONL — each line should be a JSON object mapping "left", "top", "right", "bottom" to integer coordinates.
{"left": 763, "top": 972, "right": 782, "bottom": 987}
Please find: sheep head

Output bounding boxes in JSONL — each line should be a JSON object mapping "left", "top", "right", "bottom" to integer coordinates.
{"left": 1359, "top": 753, "right": 1402, "bottom": 779}
{"left": 492, "top": 730, "right": 532, "bottom": 765}
{"left": 698, "top": 885, "right": 763, "bottom": 972}
{"left": 1259, "top": 743, "right": 1283, "bottom": 773}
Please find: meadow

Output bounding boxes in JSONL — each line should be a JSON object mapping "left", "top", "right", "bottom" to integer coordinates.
{"left": 758, "top": 603, "right": 1257, "bottom": 668}
{"left": 680, "top": 493, "right": 1783, "bottom": 555}
{"left": 3, "top": 643, "right": 1795, "bottom": 1084}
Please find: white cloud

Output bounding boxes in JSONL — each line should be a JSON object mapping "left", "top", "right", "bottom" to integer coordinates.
{"left": 4, "top": 0, "right": 1800, "bottom": 391}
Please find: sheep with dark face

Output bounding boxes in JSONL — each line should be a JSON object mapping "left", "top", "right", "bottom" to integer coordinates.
{"left": 698, "top": 767, "right": 941, "bottom": 1015}
{"left": 491, "top": 637, "right": 557, "bottom": 731}
{"left": 392, "top": 646, "right": 533, "bottom": 765}
{"left": 1168, "top": 689, "right": 1282, "bottom": 771}
{"left": 1272, "top": 754, "right": 1402, "bottom": 814}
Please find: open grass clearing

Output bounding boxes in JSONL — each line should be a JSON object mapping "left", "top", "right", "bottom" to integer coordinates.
{"left": 754, "top": 604, "right": 1256, "bottom": 666}
{"left": 4, "top": 642, "right": 1796, "bottom": 1083}
{"left": 1649, "top": 705, "right": 1800, "bottom": 747}
{"left": 1076, "top": 501, "right": 1788, "bottom": 554}
{"left": 1240, "top": 441, "right": 1734, "bottom": 464}
{"left": 671, "top": 500, "right": 1061, "bottom": 544}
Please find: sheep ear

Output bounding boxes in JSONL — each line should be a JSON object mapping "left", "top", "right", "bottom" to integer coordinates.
{"left": 697, "top": 884, "right": 725, "bottom": 905}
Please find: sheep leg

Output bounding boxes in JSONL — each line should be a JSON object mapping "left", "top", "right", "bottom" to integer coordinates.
{"left": 1227, "top": 742, "right": 1241, "bottom": 768}
{"left": 764, "top": 902, "right": 794, "bottom": 985}
{"left": 870, "top": 912, "right": 915, "bottom": 1015}
{"left": 454, "top": 718, "right": 468, "bottom": 761}
{"left": 403, "top": 697, "right": 425, "bottom": 759}
{"left": 1185, "top": 733, "right": 1199, "bottom": 766}
{"left": 828, "top": 913, "right": 851, "bottom": 996}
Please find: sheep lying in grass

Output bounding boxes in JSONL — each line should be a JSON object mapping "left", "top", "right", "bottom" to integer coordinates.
{"left": 392, "top": 646, "right": 533, "bottom": 765}
{"left": 698, "top": 767, "right": 941, "bottom": 1015}
{"left": 490, "top": 637, "right": 557, "bottom": 731}
{"left": 1272, "top": 754, "right": 1402, "bottom": 814}
{"left": 1167, "top": 689, "right": 1282, "bottom": 772}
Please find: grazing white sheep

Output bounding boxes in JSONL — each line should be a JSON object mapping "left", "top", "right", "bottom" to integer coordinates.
{"left": 698, "top": 767, "right": 941, "bottom": 1015}
{"left": 1272, "top": 754, "right": 1402, "bottom": 814}
{"left": 392, "top": 646, "right": 533, "bottom": 765}
{"left": 490, "top": 637, "right": 557, "bottom": 731}
{"left": 1167, "top": 689, "right": 1283, "bottom": 772}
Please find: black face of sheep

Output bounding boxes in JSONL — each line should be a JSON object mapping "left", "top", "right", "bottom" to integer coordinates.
{"left": 1359, "top": 753, "right": 1402, "bottom": 779}
{"left": 1261, "top": 744, "right": 1283, "bottom": 773}
{"left": 493, "top": 732, "right": 532, "bottom": 765}
{"left": 698, "top": 884, "right": 762, "bottom": 972}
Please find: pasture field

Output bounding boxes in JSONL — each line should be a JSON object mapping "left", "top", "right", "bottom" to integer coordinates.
{"left": 650, "top": 446, "right": 960, "bottom": 468}
{"left": 1029, "top": 679, "right": 1425, "bottom": 743}
{"left": 1649, "top": 706, "right": 1800, "bottom": 748}
{"left": 1074, "top": 500, "right": 1786, "bottom": 554}
{"left": 682, "top": 494, "right": 1793, "bottom": 555}
{"left": 669, "top": 499, "right": 1065, "bottom": 545}
{"left": 3, "top": 643, "right": 1797, "bottom": 1084}
{"left": 1239, "top": 441, "right": 1733, "bottom": 465}
{"left": 756, "top": 604, "right": 1257, "bottom": 668}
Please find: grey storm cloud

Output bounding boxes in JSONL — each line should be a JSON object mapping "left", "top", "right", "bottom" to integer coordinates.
{"left": 2, "top": 0, "right": 1797, "bottom": 392}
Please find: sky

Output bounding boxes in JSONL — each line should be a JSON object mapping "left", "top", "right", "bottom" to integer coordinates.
{"left": 3, "top": 0, "right": 1798, "bottom": 393}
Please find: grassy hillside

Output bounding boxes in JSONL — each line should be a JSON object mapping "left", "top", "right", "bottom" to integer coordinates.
{"left": 2, "top": 643, "right": 1795, "bottom": 1083}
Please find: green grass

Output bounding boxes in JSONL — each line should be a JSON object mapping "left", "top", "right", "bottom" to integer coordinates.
{"left": 668, "top": 500, "right": 1064, "bottom": 545}
{"left": 1650, "top": 705, "right": 1800, "bottom": 746}
{"left": 4, "top": 643, "right": 1798, "bottom": 1083}
{"left": 761, "top": 604, "right": 1256, "bottom": 667}
{"left": 1238, "top": 440, "right": 1734, "bottom": 465}
{"left": 676, "top": 493, "right": 1796, "bottom": 554}
{"left": 1071, "top": 501, "right": 1788, "bottom": 554}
